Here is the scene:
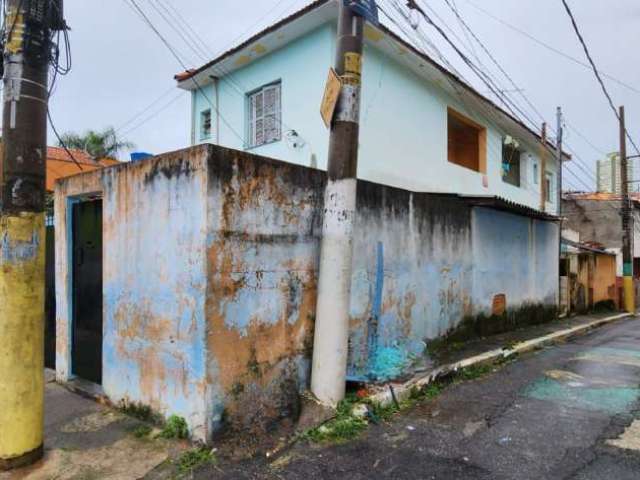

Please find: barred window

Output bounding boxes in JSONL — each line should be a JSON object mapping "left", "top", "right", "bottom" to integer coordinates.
{"left": 248, "top": 82, "right": 281, "bottom": 148}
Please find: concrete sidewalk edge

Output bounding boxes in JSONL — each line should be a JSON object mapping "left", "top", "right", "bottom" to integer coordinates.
{"left": 369, "top": 313, "right": 634, "bottom": 407}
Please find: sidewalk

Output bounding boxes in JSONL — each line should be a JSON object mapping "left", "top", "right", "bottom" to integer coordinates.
{"left": 0, "top": 375, "right": 186, "bottom": 480}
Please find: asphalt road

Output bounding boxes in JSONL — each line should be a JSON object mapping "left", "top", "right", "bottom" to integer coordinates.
{"left": 196, "top": 317, "right": 640, "bottom": 479}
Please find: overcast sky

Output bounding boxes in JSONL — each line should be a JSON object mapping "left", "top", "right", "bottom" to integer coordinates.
{"left": 47, "top": 0, "right": 640, "bottom": 191}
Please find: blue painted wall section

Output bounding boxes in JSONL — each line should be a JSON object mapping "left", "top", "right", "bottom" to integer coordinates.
{"left": 472, "top": 207, "right": 559, "bottom": 315}
{"left": 101, "top": 150, "right": 211, "bottom": 439}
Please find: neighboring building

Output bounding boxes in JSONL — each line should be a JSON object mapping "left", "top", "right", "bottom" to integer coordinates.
{"left": 596, "top": 152, "right": 637, "bottom": 194}
{"left": 560, "top": 229, "right": 618, "bottom": 315}
{"left": 176, "top": 0, "right": 567, "bottom": 215}
{"left": 563, "top": 192, "right": 640, "bottom": 306}
{"left": 46, "top": 147, "right": 120, "bottom": 194}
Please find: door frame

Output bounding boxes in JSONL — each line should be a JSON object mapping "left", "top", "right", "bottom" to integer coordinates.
{"left": 66, "top": 194, "right": 104, "bottom": 384}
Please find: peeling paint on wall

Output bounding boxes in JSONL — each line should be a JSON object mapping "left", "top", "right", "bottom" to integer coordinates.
{"left": 54, "top": 144, "right": 560, "bottom": 441}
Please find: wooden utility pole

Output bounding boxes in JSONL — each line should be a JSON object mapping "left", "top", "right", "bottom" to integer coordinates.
{"left": 311, "top": 1, "right": 365, "bottom": 406}
{"left": 0, "top": 0, "right": 57, "bottom": 470}
{"left": 540, "top": 122, "right": 547, "bottom": 212}
{"left": 620, "top": 106, "right": 635, "bottom": 313}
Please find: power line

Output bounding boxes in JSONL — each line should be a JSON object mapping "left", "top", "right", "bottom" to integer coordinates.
{"left": 560, "top": 0, "right": 640, "bottom": 157}
{"left": 123, "top": 0, "right": 245, "bottom": 144}
{"left": 458, "top": 0, "right": 640, "bottom": 97}
{"left": 120, "top": 91, "right": 186, "bottom": 137}
{"left": 115, "top": 85, "right": 177, "bottom": 133}
{"left": 47, "top": 109, "right": 83, "bottom": 171}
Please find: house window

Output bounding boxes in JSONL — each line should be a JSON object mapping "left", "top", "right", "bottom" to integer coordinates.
{"left": 200, "top": 109, "right": 212, "bottom": 139}
{"left": 532, "top": 159, "right": 539, "bottom": 185}
{"left": 502, "top": 137, "right": 521, "bottom": 187}
{"left": 248, "top": 82, "right": 281, "bottom": 148}
{"left": 447, "top": 108, "right": 486, "bottom": 173}
{"left": 546, "top": 173, "right": 553, "bottom": 202}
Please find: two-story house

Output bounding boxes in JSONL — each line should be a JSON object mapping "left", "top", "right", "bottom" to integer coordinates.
{"left": 176, "top": 0, "right": 565, "bottom": 214}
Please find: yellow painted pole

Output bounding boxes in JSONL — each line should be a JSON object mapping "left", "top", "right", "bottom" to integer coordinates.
{"left": 0, "top": 213, "right": 46, "bottom": 469}
{"left": 0, "top": 0, "right": 55, "bottom": 470}
{"left": 620, "top": 106, "right": 635, "bottom": 313}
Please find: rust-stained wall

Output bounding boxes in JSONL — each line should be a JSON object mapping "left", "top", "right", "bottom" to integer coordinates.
{"left": 204, "top": 149, "right": 324, "bottom": 434}
{"left": 55, "top": 144, "right": 559, "bottom": 441}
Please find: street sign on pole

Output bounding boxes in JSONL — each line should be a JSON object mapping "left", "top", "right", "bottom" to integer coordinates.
{"left": 320, "top": 68, "right": 342, "bottom": 128}
{"left": 343, "top": 0, "right": 379, "bottom": 26}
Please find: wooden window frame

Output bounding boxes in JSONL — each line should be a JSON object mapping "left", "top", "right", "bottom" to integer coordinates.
{"left": 447, "top": 107, "right": 487, "bottom": 174}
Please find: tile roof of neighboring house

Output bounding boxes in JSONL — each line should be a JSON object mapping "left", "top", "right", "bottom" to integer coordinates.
{"left": 46, "top": 146, "right": 119, "bottom": 192}
{"left": 562, "top": 238, "right": 614, "bottom": 256}
{"left": 175, "top": 0, "right": 570, "bottom": 159}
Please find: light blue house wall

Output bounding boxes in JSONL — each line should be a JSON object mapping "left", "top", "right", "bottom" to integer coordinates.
{"left": 188, "top": 15, "right": 558, "bottom": 214}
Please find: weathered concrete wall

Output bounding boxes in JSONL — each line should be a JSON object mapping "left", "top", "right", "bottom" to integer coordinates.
{"left": 347, "top": 188, "right": 473, "bottom": 381}
{"left": 471, "top": 208, "right": 559, "bottom": 315}
{"left": 204, "top": 149, "right": 324, "bottom": 434}
{"left": 55, "top": 144, "right": 560, "bottom": 439}
{"left": 56, "top": 148, "right": 212, "bottom": 440}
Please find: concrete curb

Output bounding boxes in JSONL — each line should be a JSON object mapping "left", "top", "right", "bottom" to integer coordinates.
{"left": 369, "top": 313, "right": 634, "bottom": 407}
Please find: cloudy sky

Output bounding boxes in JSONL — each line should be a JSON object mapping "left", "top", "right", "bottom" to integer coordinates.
{"left": 48, "top": 0, "right": 640, "bottom": 191}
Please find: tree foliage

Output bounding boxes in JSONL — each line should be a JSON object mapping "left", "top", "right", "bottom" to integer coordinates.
{"left": 58, "top": 127, "right": 135, "bottom": 160}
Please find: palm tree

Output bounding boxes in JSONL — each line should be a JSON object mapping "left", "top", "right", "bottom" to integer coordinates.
{"left": 58, "top": 127, "right": 135, "bottom": 160}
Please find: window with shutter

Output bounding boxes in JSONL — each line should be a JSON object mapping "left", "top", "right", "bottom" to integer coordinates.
{"left": 247, "top": 82, "right": 281, "bottom": 148}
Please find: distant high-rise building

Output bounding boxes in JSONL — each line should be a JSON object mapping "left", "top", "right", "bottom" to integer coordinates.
{"left": 596, "top": 152, "right": 637, "bottom": 194}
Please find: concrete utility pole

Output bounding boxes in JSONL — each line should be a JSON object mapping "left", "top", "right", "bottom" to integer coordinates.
{"left": 540, "top": 122, "right": 547, "bottom": 212}
{"left": 0, "top": 0, "right": 55, "bottom": 470}
{"left": 620, "top": 106, "right": 635, "bottom": 313}
{"left": 556, "top": 108, "right": 563, "bottom": 308}
{"left": 311, "top": 2, "right": 364, "bottom": 406}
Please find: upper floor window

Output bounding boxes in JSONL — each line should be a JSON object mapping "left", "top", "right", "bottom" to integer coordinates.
{"left": 532, "top": 157, "right": 539, "bottom": 184}
{"left": 200, "top": 109, "right": 212, "bottom": 140}
{"left": 447, "top": 108, "right": 486, "bottom": 173}
{"left": 546, "top": 172, "right": 553, "bottom": 202}
{"left": 502, "top": 136, "right": 521, "bottom": 187}
{"left": 248, "top": 82, "right": 281, "bottom": 148}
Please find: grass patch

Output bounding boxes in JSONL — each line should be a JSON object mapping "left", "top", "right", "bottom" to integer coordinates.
{"left": 456, "top": 364, "right": 494, "bottom": 381}
{"left": 176, "top": 447, "right": 216, "bottom": 474}
{"left": 305, "top": 395, "right": 367, "bottom": 443}
{"left": 132, "top": 424, "right": 153, "bottom": 439}
{"left": 160, "top": 415, "right": 189, "bottom": 440}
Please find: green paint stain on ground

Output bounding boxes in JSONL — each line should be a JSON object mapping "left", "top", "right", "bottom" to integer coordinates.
{"left": 525, "top": 378, "right": 640, "bottom": 414}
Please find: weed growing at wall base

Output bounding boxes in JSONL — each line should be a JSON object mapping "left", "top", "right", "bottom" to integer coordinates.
{"left": 305, "top": 395, "right": 368, "bottom": 443}
{"left": 176, "top": 447, "right": 217, "bottom": 475}
{"left": 160, "top": 415, "right": 189, "bottom": 439}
